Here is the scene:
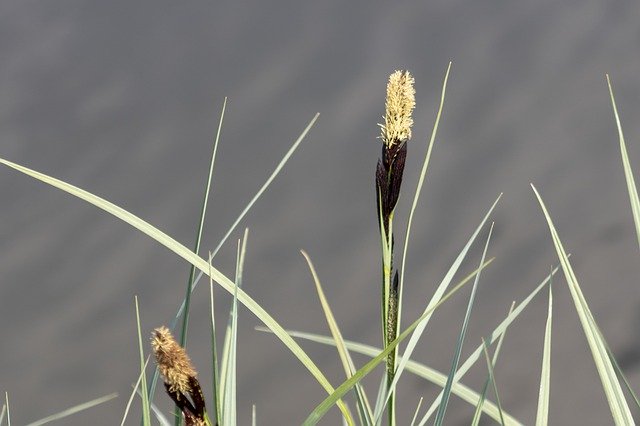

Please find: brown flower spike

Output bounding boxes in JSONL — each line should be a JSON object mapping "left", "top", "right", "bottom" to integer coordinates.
{"left": 152, "top": 326, "right": 197, "bottom": 395}
{"left": 152, "top": 326, "right": 208, "bottom": 426}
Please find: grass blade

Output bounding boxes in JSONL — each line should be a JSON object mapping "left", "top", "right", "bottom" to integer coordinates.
{"left": 208, "top": 253, "right": 222, "bottom": 425}
{"left": 535, "top": 281, "right": 553, "bottom": 426}
{"left": 148, "top": 400, "right": 172, "bottom": 426}
{"left": 135, "top": 296, "right": 151, "bottom": 426}
{"left": 410, "top": 397, "right": 424, "bottom": 426}
{"left": 607, "top": 76, "right": 640, "bottom": 249}
{"left": 302, "top": 250, "right": 374, "bottom": 425}
{"left": 375, "top": 194, "right": 501, "bottom": 424}
{"left": 303, "top": 258, "right": 483, "bottom": 425}
{"left": 398, "top": 61, "right": 452, "bottom": 339}
{"left": 419, "top": 262, "right": 560, "bottom": 425}
{"left": 179, "top": 97, "right": 227, "bottom": 349}
{"left": 222, "top": 231, "right": 246, "bottom": 426}
{"left": 434, "top": 222, "right": 494, "bottom": 426}
{"left": 0, "top": 404, "right": 5, "bottom": 425}
{"left": 25, "top": 393, "right": 118, "bottom": 426}
{"left": 471, "top": 302, "right": 514, "bottom": 426}
{"left": 0, "top": 144, "right": 354, "bottom": 423}
{"left": 603, "top": 336, "right": 640, "bottom": 411}
{"left": 532, "top": 184, "right": 633, "bottom": 423}
{"left": 252, "top": 405, "right": 256, "bottom": 426}
{"left": 481, "top": 338, "right": 506, "bottom": 426}
{"left": 5, "top": 393, "right": 10, "bottom": 426}
{"left": 122, "top": 358, "right": 150, "bottom": 426}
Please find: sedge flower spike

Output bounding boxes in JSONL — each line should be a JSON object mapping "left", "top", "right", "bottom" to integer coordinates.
{"left": 152, "top": 326, "right": 208, "bottom": 426}
{"left": 152, "top": 326, "right": 197, "bottom": 394}
{"left": 380, "top": 70, "right": 416, "bottom": 147}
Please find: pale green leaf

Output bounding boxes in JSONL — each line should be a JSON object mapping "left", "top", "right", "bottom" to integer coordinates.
{"left": 535, "top": 281, "right": 553, "bottom": 426}
{"left": 434, "top": 222, "right": 494, "bottom": 426}
{"left": 135, "top": 296, "right": 151, "bottom": 426}
{"left": 532, "top": 184, "right": 633, "bottom": 424}
{"left": 301, "top": 250, "right": 374, "bottom": 425}
{"left": 25, "top": 393, "right": 118, "bottom": 426}
{"left": 607, "top": 76, "right": 640, "bottom": 249}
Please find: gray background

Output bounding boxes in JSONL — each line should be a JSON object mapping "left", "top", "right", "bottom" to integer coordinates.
{"left": 1, "top": 1, "right": 640, "bottom": 424}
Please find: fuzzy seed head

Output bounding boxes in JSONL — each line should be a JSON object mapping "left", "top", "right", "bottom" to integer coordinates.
{"left": 151, "top": 326, "right": 197, "bottom": 394}
{"left": 380, "top": 70, "right": 415, "bottom": 147}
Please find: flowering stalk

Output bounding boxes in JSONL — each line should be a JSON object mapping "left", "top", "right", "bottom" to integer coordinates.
{"left": 376, "top": 70, "right": 415, "bottom": 426}
{"left": 152, "top": 327, "right": 212, "bottom": 426}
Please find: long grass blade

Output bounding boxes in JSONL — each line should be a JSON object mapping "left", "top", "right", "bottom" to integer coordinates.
{"left": 25, "top": 393, "right": 118, "bottom": 426}
{"left": 0, "top": 147, "right": 354, "bottom": 423}
{"left": 222, "top": 231, "right": 246, "bottom": 426}
{"left": 481, "top": 338, "right": 505, "bottom": 426}
{"left": 434, "top": 223, "right": 494, "bottom": 426}
{"left": 602, "top": 335, "right": 640, "bottom": 411}
{"left": 471, "top": 302, "right": 515, "bottom": 426}
{"left": 208, "top": 253, "right": 222, "bottom": 425}
{"left": 535, "top": 282, "right": 553, "bottom": 426}
{"left": 374, "top": 194, "right": 501, "bottom": 424}
{"left": 419, "top": 261, "right": 560, "bottom": 425}
{"left": 410, "top": 398, "right": 424, "bottom": 426}
{"left": 122, "top": 358, "right": 150, "bottom": 426}
{"left": 302, "top": 250, "right": 374, "bottom": 425}
{"left": 398, "top": 61, "right": 452, "bottom": 336}
{"left": 180, "top": 97, "right": 227, "bottom": 349}
{"left": 147, "top": 399, "right": 172, "bottom": 426}
{"left": 303, "top": 259, "right": 483, "bottom": 425}
{"left": 135, "top": 296, "right": 151, "bottom": 426}
{"left": 5, "top": 392, "right": 10, "bottom": 426}
{"left": 0, "top": 404, "right": 5, "bottom": 425}
{"left": 607, "top": 76, "right": 640, "bottom": 249}
{"left": 532, "top": 184, "right": 633, "bottom": 423}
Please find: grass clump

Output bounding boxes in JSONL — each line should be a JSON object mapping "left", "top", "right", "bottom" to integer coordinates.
{"left": 1, "top": 68, "right": 640, "bottom": 426}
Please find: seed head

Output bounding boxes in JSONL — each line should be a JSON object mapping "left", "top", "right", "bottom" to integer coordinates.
{"left": 380, "top": 70, "right": 415, "bottom": 147}
{"left": 151, "top": 326, "right": 197, "bottom": 395}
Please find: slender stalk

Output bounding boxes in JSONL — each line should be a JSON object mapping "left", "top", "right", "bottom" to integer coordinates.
{"left": 376, "top": 70, "right": 415, "bottom": 425}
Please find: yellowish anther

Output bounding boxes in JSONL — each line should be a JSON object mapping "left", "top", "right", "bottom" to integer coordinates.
{"left": 151, "top": 326, "right": 197, "bottom": 395}
{"left": 380, "top": 70, "right": 416, "bottom": 147}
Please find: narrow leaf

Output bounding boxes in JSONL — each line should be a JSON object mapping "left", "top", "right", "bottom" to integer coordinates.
{"left": 135, "top": 296, "right": 151, "bottom": 426}
{"left": 532, "top": 184, "right": 633, "bottom": 423}
{"left": 25, "top": 393, "right": 118, "bottom": 426}
{"left": 535, "top": 282, "right": 553, "bottom": 426}
{"left": 5, "top": 392, "right": 10, "bottom": 426}
{"left": 302, "top": 250, "right": 374, "bottom": 425}
{"left": 434, "top": 222, "right": 494, "bottom": 426}
{"left": 410, "top": 398, "right": 424, "bottom": 426}
{"left": 471, "top": 302, "right": 515, "bottom": 426}
{"left": 180, "top": 97, "right": 227, "bottom": 348}
{"left": 122, "top": 358, "right": 150, "bottom": 426}
{"left": 481, "top": 338, "right": 505, "bottom": 426}
{"left": 208, "top": 253, "right": 222, "bottom": 425}
{"left": 607, "top": 76, "right": 640, "bottom": 249}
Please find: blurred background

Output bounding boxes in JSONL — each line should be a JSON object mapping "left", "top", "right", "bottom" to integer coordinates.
{"left": 2, "top": 1, "right": 640, "bottom": 424}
